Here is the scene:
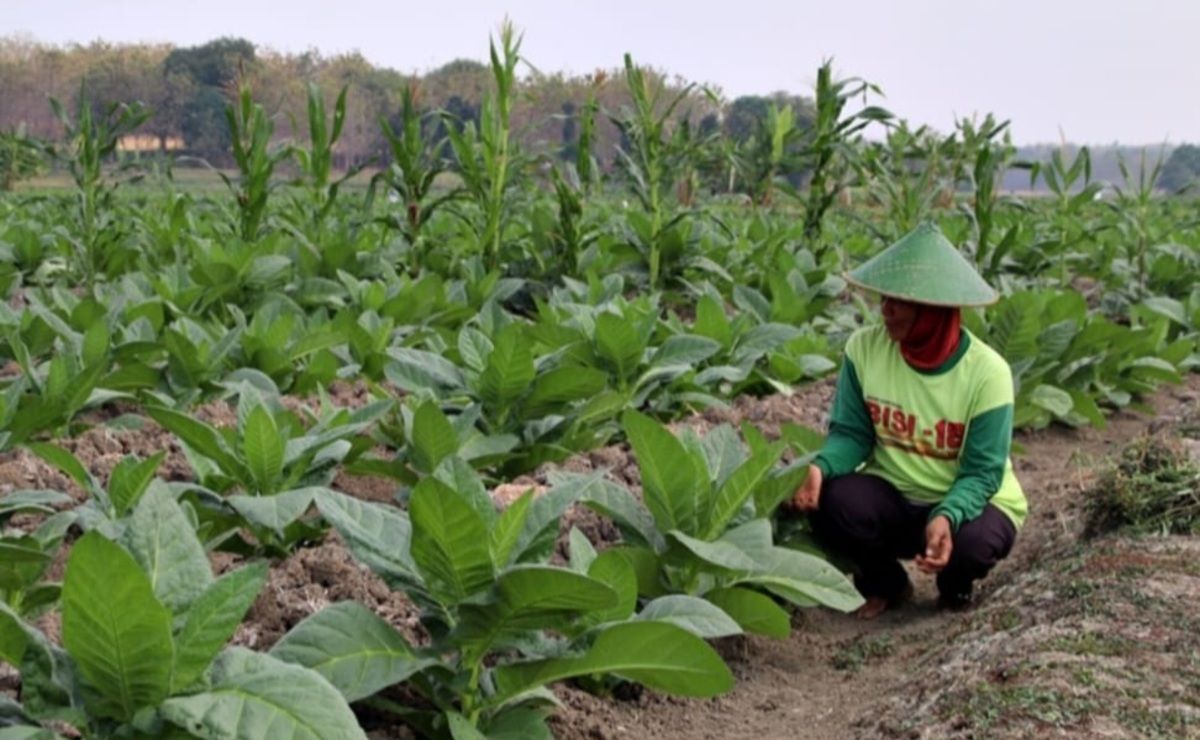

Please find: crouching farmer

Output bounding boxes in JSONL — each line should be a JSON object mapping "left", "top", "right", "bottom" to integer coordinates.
{"left": 791, "top": 223, "right": 1027, "bottom": 619}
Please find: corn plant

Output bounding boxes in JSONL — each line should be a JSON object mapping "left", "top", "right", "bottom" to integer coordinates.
{"left": 0, "top": 124, "right": 48, "bottom": 191}
{"left": 609, "top": 54, "right": 714, "bottom": 287}
{"left": 0, "top": 497, "right": 365, "bottom": 739}
{"left": 1025, "top": 144, "right": 1106, "bottom": 285}
{"left": 578, "top": 412, "right": 862, "bottom": 638}
{"left": 281, "top": 83, "right": 371, "bottom": 281}
{"left": 1109, "top": 148, "right": 1168, "bottom": 295}
{"left": 278, "top": 473, "right": 732, "bottom": 737}
{"left": 796, "top": 60, "right": 890, "bottom": 244}
{"left": 289, "top": 83, "right": 355, "bottom": 227}
{"left": 731, "top": 102, "right": 803, "bottom": 207}
{"left": 444, "top": 21, "right": 523, "bottom": 271}
{"left": 952, "top": 114, "right": 1025, "bottom": 277}
{"left": 375, "top": 83, "right": 457, "bottom": 270}
{"left": 50, "top": 86, "right": 151, "bottom": 285}
{"left": 858, "top": 122, "right": 955, "bottom": 236}
{"left": 222, "top": 83, "right": 292, "bottom": 242}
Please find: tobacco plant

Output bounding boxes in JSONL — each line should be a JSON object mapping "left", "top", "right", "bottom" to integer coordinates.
{"left": 0, "top": 491, "right": 364, "bottom": 739}
{"left": 277, "top": 471, "right": 732, "bottom": 738}
{"left": 580, "top": 412, "right": 862, "bottom": 638}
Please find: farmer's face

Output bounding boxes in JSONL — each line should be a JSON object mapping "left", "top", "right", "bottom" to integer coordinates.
{"left": 881, "top": 298, "right": 919, "bottom": 342}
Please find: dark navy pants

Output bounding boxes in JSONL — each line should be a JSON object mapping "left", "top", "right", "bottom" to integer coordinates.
{"left": 811, "top": 473, "right": 1017, "bottom": 601}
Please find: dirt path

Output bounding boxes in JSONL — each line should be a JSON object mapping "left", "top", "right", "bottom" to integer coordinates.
{"left": 551, "top": 376, "right": 1200, "bottom": 740}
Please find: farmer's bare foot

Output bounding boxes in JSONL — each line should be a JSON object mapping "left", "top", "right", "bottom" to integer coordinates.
{"left": 853, "top": 583, "right": 913, "bottom": 620}
{"left": 854, "top": 596, "right": 890, "bottom": 620}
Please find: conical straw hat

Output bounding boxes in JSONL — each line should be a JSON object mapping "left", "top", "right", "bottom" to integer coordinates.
{"left": 845, "top": 222, "right": 998, "bottom": 307}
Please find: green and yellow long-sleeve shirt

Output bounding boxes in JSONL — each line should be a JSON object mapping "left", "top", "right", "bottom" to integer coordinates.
{"left": 814, "top": 325, "right": 1027, "bottom": 530}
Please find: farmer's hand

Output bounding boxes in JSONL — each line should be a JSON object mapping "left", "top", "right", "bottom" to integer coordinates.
{"left": 915, "top": 515, "right": 952, "bottom": 573}
{"left": 790, "top": 464, "right": 823, "bottom": 512}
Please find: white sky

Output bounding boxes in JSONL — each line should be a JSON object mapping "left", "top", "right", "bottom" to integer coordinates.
{"left": 6, "top": 0, "right": 1198, "bottom": 144}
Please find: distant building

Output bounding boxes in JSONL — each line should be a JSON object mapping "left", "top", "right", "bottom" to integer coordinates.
{"left": 116, "top": 134, "right": 185, "bottom": 152}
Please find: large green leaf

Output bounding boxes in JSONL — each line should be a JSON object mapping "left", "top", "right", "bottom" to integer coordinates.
{"left": 668, "top": 530, "right": 758, "bottom": 571}
{"left": 27, "top": 444, "right": 96, "bottom": 496}
{"left": 61, "top": 533, "right": 174, "bottom": 722}
{"left": 636, "top": 595, "right": 742, "bottom": 639}
{"left": 0, "top": 490, "right": 73, "bottom": 521}
{"left": 160, "top": 648, "right": 366, "bottom": 740}
{"left": 227, "top": 488, "right": 318, "bottom": 536}
{"left": 409, "top": 478, "right": 494, "bottom": 603}
{"left": 0, "top": 537, "right": 49, "bottom": 591}
{"left": 147, "top": 407, "right": 249, "bottom": 482}
{"left": 594, "top": 313, "right": 643, "bottom": 381}
{"left": 585, "top": 550, "right": 638, "bottom": 625}
{"left": 698, "top": 424, "right": 747, "bottom": 488}
{"left": 495, "top": 565, "right": 616, "bottom": 623}
{"left": 704, "top": 587, "right": 790, "bottom": 638}
{"left": 386, "top": 347, "right": 467, "bottom": 394}
{"left": 705, "top": 443, "right": 783, "bottom": 539}
{"left": 0, "top": 601, "right": 77, "bottom": 724}
{"left": 578, "top": 481, "right": 664, "bottom": 551}
{"left": 410, "top": 401, "right": 458, "bottom": 473}
{"left": 124, "top": 483, "right": 213, "bottom": 614}
{"left": 447, "top": 712, "right": 488, "bottom": 740}
{"left": 510, "top": 472, "right": 605, "bottom": 563}
{"left": 1029, "top": 384, "right": 1073, "bottom": 418}
{"left": 432, "top": 456, "right": 497, "bottom": 527}
{"left": 492, "top": 621, "right": 732, "bottom": 703}
{"left": 315, "top": 492, "right": 424, "bottom": 595}
{"left": 0, "top": 605, "right": 27, "bottom": 665}
{"left": 270, "top": 601, "right": 432, "bottom": 703}
{"left": 489, "top": 489, "right": 533, "bottom": 568}
{"left": 524, "top": 366, "right": 607, "bottom": 416}
{"left": 478, "top": 327, "right": 535, "bottom": 409}
{"left": 107, "top": 453, "right": 165, "bottom": 517}
{"left": 623, "top": 411, "right": 703, "bottom": 535}
{"left": 694, "top": 295, "right": 732, "bottom": 348}
{"left": 651, "top": 334, "right": 722, "bottom": 368}
{"left": 172, "top": 563, "right": 268, "bottom": 693}
{"left": 242, "top": 405, "right": 284, "bottom": 493}
{"left": 567, "top": 528, "right": 597, "bottom": 573}
{"left": 734, "top": 547, "right": 863, "bottom": 612}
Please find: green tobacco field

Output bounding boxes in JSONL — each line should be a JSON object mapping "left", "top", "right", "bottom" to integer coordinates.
{"left": 2, "top": 24, "right": 1199, "bottom": 740}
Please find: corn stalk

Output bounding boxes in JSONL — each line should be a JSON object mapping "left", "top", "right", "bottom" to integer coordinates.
{"left": 222, "top": 83, "right": 291, "bottom": 242}
{"left": 445, "top": 20, "right": 522, "bottom": 271}
{"left": 50, "top": 85, "right": 150, "bottom": 285}
{"left": 374, "top": 82, "right": 455, "bottom": 269}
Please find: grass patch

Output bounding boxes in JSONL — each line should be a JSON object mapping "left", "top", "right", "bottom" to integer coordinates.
{"left": 830, "top": 634, "right": 894, "bottom": 672}
{"left": 958, "top": 683, "right": 1096, "bottom": 732}
{"left": 1086, "top": 437, "right": 1200, "bottom": 536}
{"left": 1047, "top": 631, "right": 1134, "bottom": 658}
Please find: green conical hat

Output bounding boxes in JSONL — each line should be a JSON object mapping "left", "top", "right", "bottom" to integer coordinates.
{"left": 845, "top": 222, "right": 998, "bottom": 307}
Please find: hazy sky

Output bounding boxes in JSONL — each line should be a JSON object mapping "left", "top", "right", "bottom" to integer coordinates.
{"left": 7, "top": 0, "right": 1198, "bottom": 144}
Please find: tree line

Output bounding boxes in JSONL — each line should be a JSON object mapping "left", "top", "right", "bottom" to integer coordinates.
{"left": 0, "top": 34, "right": 813, "bottom": 172}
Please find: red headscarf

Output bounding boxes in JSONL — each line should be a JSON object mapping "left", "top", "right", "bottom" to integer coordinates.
{"left": 899, "top": 303, "right": 961, "bottom": 370}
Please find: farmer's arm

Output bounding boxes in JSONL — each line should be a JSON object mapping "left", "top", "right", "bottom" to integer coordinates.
{"left": 814, "top": 358, "right": 875, "bottom": 478}
{"left": 930, "top": 369, "right": 1014, "bottom": 531}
